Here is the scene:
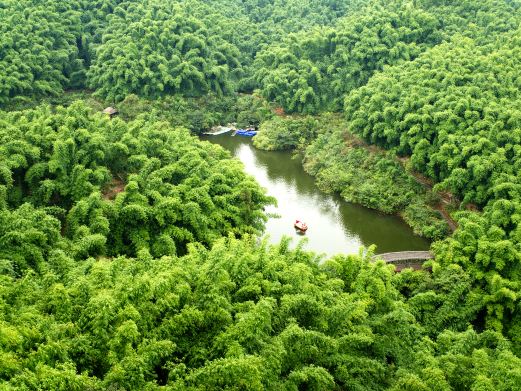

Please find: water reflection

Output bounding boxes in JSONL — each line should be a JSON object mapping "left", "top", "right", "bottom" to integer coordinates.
{"left": 203, "top": 134, "right": 430, "bottom": 257}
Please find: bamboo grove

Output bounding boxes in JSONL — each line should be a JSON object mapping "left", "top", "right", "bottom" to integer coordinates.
{"left": 2, "top": 0, "right": 521, "bottom": 389}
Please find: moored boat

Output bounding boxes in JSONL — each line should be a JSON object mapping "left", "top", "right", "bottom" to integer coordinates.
{"left": 203, "top": 125, "right": 234, "bottom": 135}
{"left": 235, "top": 129, "right": 257, "bottom": 137}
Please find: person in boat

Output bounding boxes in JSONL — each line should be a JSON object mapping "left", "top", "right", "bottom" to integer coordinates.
{"left": 294, "top": 220, "right": 308, "bottom": 231}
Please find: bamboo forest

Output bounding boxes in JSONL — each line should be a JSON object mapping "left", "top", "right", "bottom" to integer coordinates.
{"left": 2, "top": 0, "right": 521, "bottom": 389}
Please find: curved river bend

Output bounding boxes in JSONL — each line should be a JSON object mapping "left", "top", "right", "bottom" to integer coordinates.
{"left": 204, "top": 134, "right": 430, "bottom": 258}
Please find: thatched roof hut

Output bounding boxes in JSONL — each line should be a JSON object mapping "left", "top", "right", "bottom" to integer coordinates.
{"left": 102, "top": 107, "right": 118, "bottom": 117}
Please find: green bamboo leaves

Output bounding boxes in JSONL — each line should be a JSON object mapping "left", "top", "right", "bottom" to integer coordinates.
{"left": 0, "top": 102, "right": 272, "bottom": 271}
{"left": 0, "top": 0, "right": 82, "bottom": 104}
{"left": 87, "top": 1, "right": 242, "bottom": 101}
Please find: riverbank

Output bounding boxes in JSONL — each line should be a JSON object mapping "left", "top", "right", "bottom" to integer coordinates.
{"left": 204, "top": 133, "right": 430, "bottom": 256}
{"left": 5, "top": 92, "right": 450, "bottom": 241}
{"left": 253, "top": 113, "right": 451, "bottom": 240}
{"left": 2, "top": 91, "right": 274, "bottom": 136}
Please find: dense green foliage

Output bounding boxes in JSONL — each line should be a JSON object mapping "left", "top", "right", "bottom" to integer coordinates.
{"left": 343, "top": 28, "right": 521, "bottom": 344}
{"left": 0, "top": 0, "right": 82, "bottom": 104}
{"left": 346, "top": 34, "right": 521, "bottom": 207}
{"left": 2, "top": 0, "right": 520, "bottom": 108}
{"left": 253, "top": 0, "right": 521, "bottom": 113}
{"left": 0, "top": 103, "right": 272, "bottom": 274}
{"left": 253, "top": 3, "right": 440, "bottom": 113}
{"left": 253, "top": 116, "right": 321, "bottom": 151}
{"left": 0, "top": 0, "right": 362, "bottom": 104}
{"left": 2, "top": 237, "right": 521, "bottom": 389}
{"left": 88, "top": 1, "right": 243, "bottom": 101}
{"left": 3, "top": 0, "right": 521, "bottom": 389}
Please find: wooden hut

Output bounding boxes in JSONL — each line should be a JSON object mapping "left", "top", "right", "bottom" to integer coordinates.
{"left": 102, "top": 107, "right": 118, "bottom": 118}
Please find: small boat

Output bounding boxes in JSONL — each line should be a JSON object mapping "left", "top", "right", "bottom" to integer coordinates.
{"left": 203, "top": 126, "right": 234, "bottom": 135}
{"left": 294, "top": 220, "right": 308, "bottom": 232}
{"left": 235, "top": 129, "right": 257, "bottom": 137}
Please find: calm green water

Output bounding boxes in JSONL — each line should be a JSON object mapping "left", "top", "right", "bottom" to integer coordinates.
{"left": 204, "top": 134, "right": 430, "bottom": 257}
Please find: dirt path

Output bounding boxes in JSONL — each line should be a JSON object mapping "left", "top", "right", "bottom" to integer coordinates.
{"left": 401, "top": 161, "right": 458, "bottom": 232}
{"left": 103, "top": 177, "right": 126, "bottom": 200}
{"left": 341, "top": 132, "right": 459, "bottom": 233}
{"left": 434, "top": 203, "right": 458, "bottom": 232}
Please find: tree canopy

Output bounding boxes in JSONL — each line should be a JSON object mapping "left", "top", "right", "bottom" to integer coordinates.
{"left": 2, "top": 0, "right": 521, "bottom": 389}
{"left": 87, "top": 0, "right": 243, "bottom": 101}
{"left": 0, "top": 0, "right": 82, "bottom": 104}
{"left": 0, "top": 102, "right": 272, "bottom": 273}
{"left": 345, "top": 33, "right": 521, "bottom": 207}
{"left": 2, "top": 236, "right": 521, "bottom": 389}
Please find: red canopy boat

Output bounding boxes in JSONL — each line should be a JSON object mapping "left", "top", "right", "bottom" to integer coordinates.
{"left": 294, "top": 220, "right": 308, "bottom": 232}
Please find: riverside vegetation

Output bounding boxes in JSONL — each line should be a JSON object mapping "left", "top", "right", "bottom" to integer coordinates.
{"left": 1, "top": 0, "right": 521, "bottom": 389}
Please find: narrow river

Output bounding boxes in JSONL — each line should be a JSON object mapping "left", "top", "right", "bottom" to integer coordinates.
{"left": 204, "top": 134, "right": 430, "bottom": 257}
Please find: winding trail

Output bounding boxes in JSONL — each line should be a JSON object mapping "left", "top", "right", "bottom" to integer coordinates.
{"left": 406, "top": 168, "right": 458, "bottom": 232}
